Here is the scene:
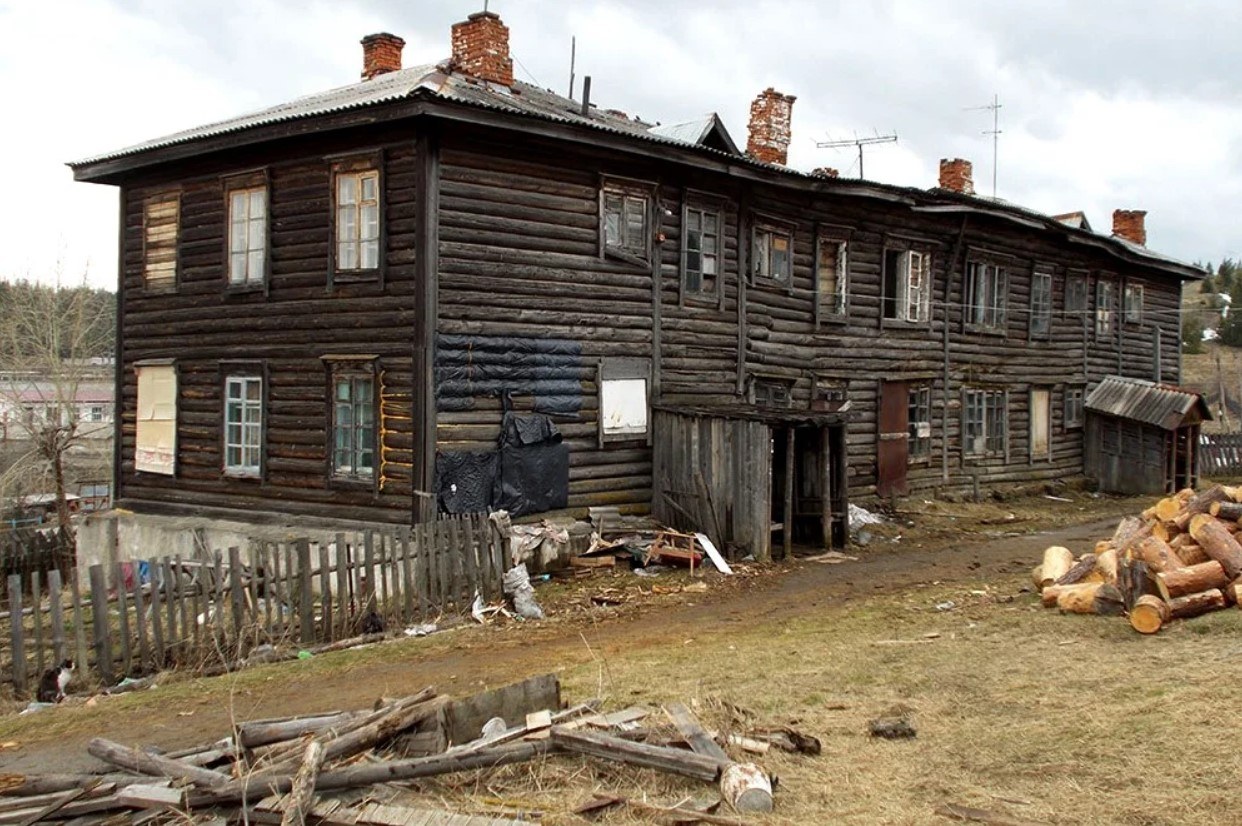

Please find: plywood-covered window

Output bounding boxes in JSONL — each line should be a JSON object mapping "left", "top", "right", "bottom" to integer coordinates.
{"left": 599, "top": 358, "right": 650, "bottom": 443}
{"left": 224, "top": 374, "right": 263, "bottom": 477}
{"left": 135, "top": 363, "right": 176, "bottom": 475}
{"left": 816, "top": 236, "right": 848, "bottom": 318}
{"left": 143, "top": 193, "right": 180, "bottom": 289}
{"left": 228, "top": 185, "right": 267, "bottom": 287}
{"left": 1030, "top": 386, "right": 1051, "bottom": 461}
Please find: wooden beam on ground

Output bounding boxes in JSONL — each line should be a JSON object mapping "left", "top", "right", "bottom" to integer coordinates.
{"left": 86, "top": 738, "right": 231, "bottom": 787}
{"left": 279, "top": 740, "right": 324, "bottom": 826}
{"left": 551, "top": 726, "right": 725, "bottom": 783}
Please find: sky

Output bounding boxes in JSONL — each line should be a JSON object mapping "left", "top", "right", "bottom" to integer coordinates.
{"left": 2, "top": 0, "right": 1240, "bottom": 290}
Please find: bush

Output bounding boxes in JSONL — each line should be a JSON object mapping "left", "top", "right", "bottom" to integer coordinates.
{"left": 1183, "top": 315, "right": 1205, "bottom": 354}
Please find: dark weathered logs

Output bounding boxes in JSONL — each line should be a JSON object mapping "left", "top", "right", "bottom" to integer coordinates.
{"left": 0, "top": 774, "right": 136, "bottom": 797}
{"left": 279, "top": 740, "right": 324, "bottom": 826}
{"left": 237, "top": 711, "right": 366, "bottom": 749}
{"left": 1054, "top": 554, "right": 1098, "bottom": 586}
{"left": 551, "top": 726, "right": 725, "bottom": 782}
{"left": 1168, "top": 588, "right": 1228, "bottom": 620}
{"left": 1211, "top": 501, "right": 1242, "bottom": 521}
{"left": 85, "top": 738, "right": 231, "bottom": 787}
{"left": 1189, "top": 515, "right": 1242, "bottom": 579}
{"left": 1155, "top": 561, "right": 1230, "bottom": 601}
{"left": 262, "top": 690, "right": 441, "bottom": 768}
{"left": 1175, "top": 486, "right": 1233, "bottom": 530}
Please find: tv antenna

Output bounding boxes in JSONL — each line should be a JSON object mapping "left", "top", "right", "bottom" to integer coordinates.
{"left": 815, "top": 132, "right": 898, "bottom": 180}
{"left": 965, "top": 93, "right": 1002, "bottom": 198}
{"left": 568, "top": 35, "right": 576, "bottom": 98}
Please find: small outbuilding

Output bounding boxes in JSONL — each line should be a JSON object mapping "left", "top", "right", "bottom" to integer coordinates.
{"left": 1084, "top": 376, "right": 1211, "bottom": 495}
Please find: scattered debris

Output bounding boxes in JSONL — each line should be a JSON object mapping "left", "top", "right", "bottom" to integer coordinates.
{"left": 934, "top": 600, "right": 957, "bottom": 612}
{"left": 804, "top": 550, "right": 859, "bottom": 564}
{"left": 501, "top": 563, "right": 544, "bottom": 620}
{"left": 695, "top": 532, "right": 734, "bottom": 575}
{"left": 849, "top": 503, "right": 885, "bottom": 530}
{"left": 868, "top": 707, "right": 917, "bottom": 739}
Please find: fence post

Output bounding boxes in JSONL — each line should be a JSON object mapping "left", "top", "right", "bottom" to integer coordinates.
{"left": 8, "top": 574, "right": 25, "bottom": 696}
{"left": 88, "top": 564, "right": 113, "bottom": 686}
{"left": 334, "top": 534, "right": 348, "bottom": 639}
{"left": 31, "top": 570, "right": 44, "bottom": 680}
{"left": 149, "top": 561, "right": 165, "bottom": 668}
{"left": 47, "top": 569, "right": 65, "bottom": 666}
{"left": 229, "top": 547, "right": 244, "bottom": 643}
{"left": 113, "top": 562, "right": 131, "bottom": 677}
{"left": 318, "top": 542, "right": 331, "bottom": 643}
{"left": 296, "top": 540, "right": 313, "bottom": 644}
{"left": 132, "top": 565, "right": 149, "bottom": 674}
{"left": 70, "top": 569, "right": 89, "bottom": 677}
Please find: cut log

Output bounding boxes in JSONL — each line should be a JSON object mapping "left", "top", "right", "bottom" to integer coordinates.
{"left": 1029, "top": 565, "right": 1043, "bottom": 590}
{"left": 1151, "top": 522, "right": 1175, "bottom": 543}
{"left": 719, "top": 762, "right": 773, "bottom": 814}
{"left": 1095, "top": 549, "right": 1118, "bottom": 585}
{"left": 1230, "top": 582, "right": 1242, "bottom": 607}
{"left": 1056, "top": 582, "right": 1103, "bottom": 614}
{"left": 1111, "top": 516, "right": 1151, "bottom": 556}
{"left": 1168, "top": 588, "right": 1228, "bottom": 620}
{"left": 1129, "top": 595, "right": 1171, "bottom": 634}
{"left": 1133, "top": 536, "right": 1185, "bottom": 574}
{"left": 86, "top": 738, "right": 231, "bottom": 787}
{"left": 1211, "top": 501, "right": 1242, "bottom": 521}
{"left": 1054, "top": 554, "right": 1098, "bottom": 586}
{"left": 1153, "top": 495, "right": 1183, "bottom": 522}
{"left": 238, "top": 711, "right": 365, "bottom": 749}
{"left": 1093, "top": 584, "right": 1125, "bottom": 616}
{"left": 1040, "top": 584, "right": 1078, "bottom": 608}
{"left": 261, "top": 689, "right": 439, "bottom": 767}
{"left": 279, "top": 740, "right": 324, "bottom": 826}
{"left": 551, "top": 727, "right": 725, "bottom": 782}
{"left": 1155, "top": 561, "right": 1229, "bottom": 601}
{"left": 1175, "top": 486, "right": 1233, "bottom": 530}
{"left": 1039, "top": 546, "right": 1074, "bottom": 587}
{"left": 1188, "top": 515, "right": 1242, "bottom": 579}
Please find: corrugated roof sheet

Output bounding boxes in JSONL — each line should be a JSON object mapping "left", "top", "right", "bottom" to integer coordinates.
{"left": 1084, "top": 375, "right": 1211, "bottom": 430}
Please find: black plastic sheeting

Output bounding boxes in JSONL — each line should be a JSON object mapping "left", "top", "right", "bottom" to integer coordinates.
{"left": 436, "top": 413, "right": 569, "bottom": 518}
{"left": 436, "top": 333, "right": 584, "bottom": 416}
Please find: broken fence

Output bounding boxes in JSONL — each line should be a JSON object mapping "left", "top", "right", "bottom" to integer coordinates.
{"left": 1200, "top": 433, "right": 1242, "bottom": 477}
{"left": 2, "top": 513, "right": 507, "bottom": 696}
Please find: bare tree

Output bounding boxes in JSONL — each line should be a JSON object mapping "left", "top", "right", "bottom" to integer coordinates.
{"left": 0, "top": 275, "right": 114, "bottom": 540}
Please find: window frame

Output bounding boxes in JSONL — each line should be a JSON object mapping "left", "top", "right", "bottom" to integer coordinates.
{"left": 751, "top": 377, "right": 795, "bottom": 409}
{"left": 597, "top": 358, "right": 651, "bottom": 445}
{"left": 962, "top": 387, "right": 1009, "bottom": 458}
{"left": 1124, "top": 280, "right": 1144, "bottom": 325}
{"left": 1064, "top": 386, "right": 1085, "bottom": 431}
{"left": 220, "top": 364, "right": 265, "bottom": 480}
{"left": 329, "top": 151, "right": 386, "bottom": 288}
{"left": 814, "top": 226, "right": 851, "bottom": 326}
{"left": 142, "top": 190, "right": 181, "bottom": 292}
{"left": 1029, "top": 385, "right": 1053, "bottom": 462}
{"left": 222, "top": 169, "right": 270, "bottom": 294}
{"left": 134, "top": 359, "right": 177, "bottom": 477}
{"left": 679, "top": 192, "right": 726, "bottom": 307}
{"left": 1095, "top": 276, "right": 1117, "bottom": 340}
{"left": 750, "top": 214, "right": 795, "bottom": 288}
{"left": 965, "top": 258, "right": 1009, "bottom": 333}
{"left": 1030, "top": 266, "right": 1053, "bottom": 339}
{"left": 1064, "top": 269, "right": 1090, "bottom": 322}
{"left": 599, "top": 176, "right": 654, "bottom": 267}
{"left": 907, "top": 384, "right": 932, "bottom": 463}
{"left": 881, "top": 244, "right": 934, "bottom": 325}
{"left": 323, "top": 356, "right": 379, "bottom": 489}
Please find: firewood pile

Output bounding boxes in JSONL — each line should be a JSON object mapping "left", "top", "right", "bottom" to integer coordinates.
{"left": 1034, "top": 485, "right": 1242, "bottom": 634}
{"left": 0, "top": 675, "right": 818, "bottom": 825}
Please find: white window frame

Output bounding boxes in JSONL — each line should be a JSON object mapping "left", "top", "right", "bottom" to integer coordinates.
{"left": 966, "top": 260, "right": 1007, "bottom": 330}
{"left": 224, "top": 375, "right": 263, "bottom": 477}
{"left": 1096, "top": 279, "right": 1117, "bottom": 339}
{"left": 228, "top": 185, "right": 268, "bottom": 287}
{"left": 1030, "top": 269, "right": 1053, "bottom": 337}
{"left": 884, "top": 249, "right": 932, "bottom": 323}
{"left": 335, "top": 169, "right": 380, "bottom": 272}
{"left": 135, "top": 363, "right": 177, "bottom": 475}
{"left": 1124, "top": 281, "right": 1144, "bottom": 324}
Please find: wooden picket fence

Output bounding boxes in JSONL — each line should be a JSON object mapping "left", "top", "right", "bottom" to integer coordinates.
{"left": 0, "top": 527, "right": 74, "bottom": 602}
{"left": 3, "top": 513, "right": 506, "bottom": 696}
{"left": 1201, "top": 433, "right": 1242, "bottom": 478}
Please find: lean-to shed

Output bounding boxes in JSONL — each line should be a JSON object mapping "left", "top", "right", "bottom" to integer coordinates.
{"left": 1084, "top": 376, "right": 1211, "bottom": 495}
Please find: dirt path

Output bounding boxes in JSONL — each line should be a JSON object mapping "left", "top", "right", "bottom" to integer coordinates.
{"left": 0, "top": 515, "right": 1112, "bottom": 775}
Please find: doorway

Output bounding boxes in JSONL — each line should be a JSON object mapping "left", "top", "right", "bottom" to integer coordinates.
{"left": 877, "top": 381, "right": 909, "bottom": 497}
{"left": 772, "top": 424, "right": 847, "bottom": 554}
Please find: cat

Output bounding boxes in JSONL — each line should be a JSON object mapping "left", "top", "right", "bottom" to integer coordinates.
{"left": 36, "top": 659, "right": 74, "bottom": 703}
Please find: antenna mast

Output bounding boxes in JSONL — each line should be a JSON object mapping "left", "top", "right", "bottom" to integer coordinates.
{"left": 815, "top": 132, "right": 898, "bottom": 180}
{"left": 966, "top": 93, "right": 1002, "bottom": 198}
{"left": 568, "top": 36, "right": 576, "bottom": 98}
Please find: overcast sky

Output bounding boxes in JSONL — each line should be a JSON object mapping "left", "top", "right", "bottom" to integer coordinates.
{"left": 2, "top": 0, "right": 1238, "bottom": 290}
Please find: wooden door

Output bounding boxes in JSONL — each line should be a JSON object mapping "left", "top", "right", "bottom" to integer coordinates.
{"left": 1030, "top": 388, "right": 1050, "bottom": 460}
{"left": 877, "top": 381, "right": 908, "bottom": 497}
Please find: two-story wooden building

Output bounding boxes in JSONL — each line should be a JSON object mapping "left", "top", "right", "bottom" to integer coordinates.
{"left": 70, "top": 11, "right": 1203, "bottom": 558}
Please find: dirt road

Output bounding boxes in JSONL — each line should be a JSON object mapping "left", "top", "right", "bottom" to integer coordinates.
{"left": 0, "top": 514, "right": 1114, "bottom": 775}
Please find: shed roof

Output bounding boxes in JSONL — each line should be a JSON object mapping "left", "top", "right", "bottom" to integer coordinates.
{"left": 1084, "top": 376, "right": 1211, "bottom": 430}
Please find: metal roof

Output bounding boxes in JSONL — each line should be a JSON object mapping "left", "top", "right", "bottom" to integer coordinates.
{"left": 1084, "top": 375, "right": 1211, "bottom": 430}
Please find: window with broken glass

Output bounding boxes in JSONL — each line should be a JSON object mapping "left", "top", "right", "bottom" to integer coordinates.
{"left": 966, "top": 260, "right": 1008, "bottom": 330}
{"left": 1096, "top": 279, "right": 1117, "bottom": 339}
{"left": 964, "top": 388, "right": 1006, "bottom": 456}
{"left": 683, "top": 206, "right": 720, "bottom": 296}
{"left": 882, "top": 248, "right": 931, "bottom": 323}
{"left": 816, "top": 236, "right": 848, "bottom": 317}
{"left": 752, "top": 224, "right": 793, "bottom": 283}
{"left": 602, "top": 184, "right": 650, "bottom": 264}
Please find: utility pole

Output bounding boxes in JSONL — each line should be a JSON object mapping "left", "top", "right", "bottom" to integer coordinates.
{"left": 568, "top": 36, "right": 576, "bottom": 99}
{"left": 966, "top": 94, "right": 1002, "bottom": 198}
{"left": 815, "top": 133, "right": 898, "bottom": 180}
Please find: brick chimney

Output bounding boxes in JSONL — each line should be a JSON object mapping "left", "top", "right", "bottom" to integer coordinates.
{"left": 747, "top": 88, "right": 796, "bottom": 166}
{"left": 939, "top": 158, "right": 974, "bottom": 195}
{"left": 813, "top": 167, "right": 840, "bottom": 178}
{"left": 1113, "top": 209, "right": 1147, "bottom": 246}
{"left": 361, "top": 33, "right": 405, "bottom": 80}
{"left": 451, "top": 11, "right": 513, "bottom": 86}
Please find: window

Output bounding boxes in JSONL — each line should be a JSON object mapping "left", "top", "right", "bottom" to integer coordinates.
{"left": 1096, "top": 279, "right": 1116, "bottom": 338}
{"left": 1030, "top": 387, "right": 1051, "bottom": 460}
{"left": 135, "top": 363, "right": 176, "bottom": 475}
{"left": 228, "top": 186, "right": 267, "bottom": 286}
{"left": 908, "top": 385, "right": 932, "bottom": 460}
{"left": 964, "top": 388, "right": 1007, "bottom": 456}
{"left": 224, "top": 375, "right": 263, "bottom": 477}
{"left": 1064, "top": 387, "right": 1084, "bottom": 429}
{"left": 336, "top": 169, "right": 380, "bottom": 271}
{"left": 86, "top": 405, "right": 105, "bottom": 423}
{"left": 599, "top": 359, "right": 650, "bottom": 441}
{"left": 1124, "top": 282, "right": 1144, "bottom": 324}
{"left": 683, "top": 205, "right": 721, "bottom": 296}
{"left": 143, "top": 192, "right": 179, "bottom": 289}
{"left": 966, "top": 260, "right": 1007, "bottom": 330}
{"left": 816, "top": 236, "right": 848, "bottom": 317}
{"left": 753, "top": 379, "right": 794, "bottom": 408}
{"left": 882, "top": 249, "right": 931, "bottom": 322}
{"left": 1030, "top": 269, "right": 1052, "bottom": 337}
{"left": 332, "top": 371, "right": 375, "bottom": 481}
{"left": 1065, "top": 271, "right": 1089, "bottom": 319}
{"left": 601, "top": 182, "right": 650, "bottom": 263}
{"left": 752, "top": 224, "right": 793, "bottom": 283}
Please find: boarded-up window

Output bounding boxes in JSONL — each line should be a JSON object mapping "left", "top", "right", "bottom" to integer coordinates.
{"left": 143, "top": 193, "right": 180, "bottom": 288}
{"left": 135, "top": 364, "right": 176, "bottom": 475}
{"left": 1030, "top": 387, "right": 1051, "bottom": 460}
{"left": 817, "top": 237, "right": 848, "bottom": 316}
{"left": 602, "top": 379, "right": 647, "bottom": 436}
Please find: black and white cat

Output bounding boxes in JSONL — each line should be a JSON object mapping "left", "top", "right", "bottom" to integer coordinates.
{"left": 36, "top": 659, "right": 74, "bottom": 703}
